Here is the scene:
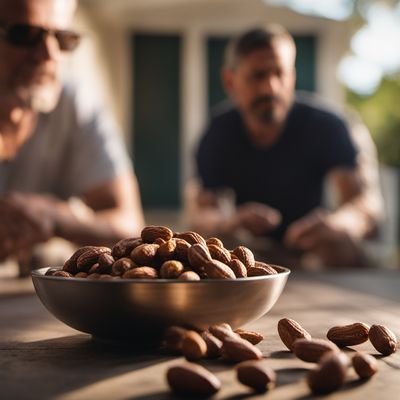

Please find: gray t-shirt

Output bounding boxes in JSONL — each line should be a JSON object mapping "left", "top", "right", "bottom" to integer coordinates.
{"left": 0, "top": 84, "right": 132, "bottom": 199}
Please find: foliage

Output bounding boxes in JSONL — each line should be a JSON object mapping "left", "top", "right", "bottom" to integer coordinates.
{"left": 346, "top": 74, "right": 400, "bottom": 167}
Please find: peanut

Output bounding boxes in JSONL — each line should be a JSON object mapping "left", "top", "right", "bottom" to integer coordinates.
{"left": 293, "top": 338, "right": 339, "bottom": 363}
{"left": 204, "top": 259, "right": 236, "bottom": 279}
{"left": 234, "top": 329, "right": 264, "bottom": 345}
{"left": 368, "top": 324, "right": 397, "bottom": 356}
{"left": 182, "top": 331, "right": 208, "bottom": 361}
{"left": 232, "top": 246, "right": 255, "bottom": 269}
{"left": 307, "top": 351, "right": 349, "bottom": 394}
{"left": 327, "top": 322, "right": 370, "bottom": 347}
{"left": 278, "top": 318, "right": 312, "bottom": 351}
{"left": 160, "top": 260, "right": 184, "bottom": 279}
{"left": 221, "top": 336, "right": 263, "bottom": 363}
{"left": 141, "top": 225, "right": 173, "bottom": 243}
{"left": 166, "top": 363, "right": 221, "bottom": 396}
{"left": 352, "top": 352, "right": 378, "bottom": 379}
{"left": 236, "top": 361, "right": 276, "bottom": 392}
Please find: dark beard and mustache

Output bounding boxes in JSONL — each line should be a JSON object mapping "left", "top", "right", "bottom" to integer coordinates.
{"left": 250, "top": 95, "right": 282, "bottom": 123}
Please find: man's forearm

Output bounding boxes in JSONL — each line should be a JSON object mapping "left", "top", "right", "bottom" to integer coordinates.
{"left": 190, "top": 207, "right": 238, "bottom": 238}
{"left": 330, "top": 193, "right": 383, "bottom": 239}
{"left": 53, "top": 198, "right": 143, "bottom": 247}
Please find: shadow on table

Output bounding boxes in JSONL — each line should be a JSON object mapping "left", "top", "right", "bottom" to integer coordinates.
{"left": 269, "top": 350, "right": 295, "bottom": 359}
{"left": 296, "top": 269, "right": 400, "bottom": 303}
{"left": 294, "top": 376, "right": 375, "bottom": 400}
{"left": 13, "top": 332, "right": 168, "bottom": 354}
{"left": 222, "top": 393, "right": 257, "bottom": 400}
{"left": 276, "top": 367, "right": 310, "bottom": 388}
{"left": 0, "top": 276, "right": 35, "bottom": 299}
{"left": 126, "top": 392, "right": 185, "bottom": 400}
{"left": 1, "top": 334, "right": 174, "bottom": 399}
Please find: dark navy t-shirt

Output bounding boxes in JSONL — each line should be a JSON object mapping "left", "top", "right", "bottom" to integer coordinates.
{"left": 196, "top": 96, "right": 358, "bottom": 241}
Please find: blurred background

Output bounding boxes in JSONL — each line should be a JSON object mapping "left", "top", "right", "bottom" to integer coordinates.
{"left": 66, "top": 0, "right": 400, "bottom": 266}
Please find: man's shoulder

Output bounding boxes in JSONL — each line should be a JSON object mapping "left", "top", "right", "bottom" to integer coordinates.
{"left": 48, "top": 83, "right": 76, "bottom": 114}
{"left": 293, "top": 91, "right": 348, "bottom": 126}
{"left": 52, "top": 81, "right": 106, "bottom": 120}
{"left": 198, "top": 102, "right": 242, "bottom": 155}
{"left": 206, "top": 100, "right": 242, "bottom": 136}
{"left": 210, "top": 100, "right": 241, "bottom": 120}
{"left": 46, "top": 83, "right": 86, "bottom": 123}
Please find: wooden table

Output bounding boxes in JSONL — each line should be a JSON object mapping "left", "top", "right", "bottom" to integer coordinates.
{"left": 1, "top": 270, "right": 399, "bottom": 399}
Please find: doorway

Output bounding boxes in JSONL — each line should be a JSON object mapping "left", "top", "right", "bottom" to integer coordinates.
{"left": 132, "top": 33, "right": 181, "bottom": 208}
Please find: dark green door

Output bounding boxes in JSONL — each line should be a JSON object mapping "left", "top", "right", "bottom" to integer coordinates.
{"left": 132, "top": 34, "right": 181, "bottom": 208}
{"left": 294, "top": 36, "right": 316, "bottom": 92}
{"left": 207, "top": 35, "right": 316, "bottom": 110}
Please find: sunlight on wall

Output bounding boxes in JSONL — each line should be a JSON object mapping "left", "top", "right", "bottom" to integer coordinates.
{"left": 60, "top": 4, "right": 121, "bottom": 133}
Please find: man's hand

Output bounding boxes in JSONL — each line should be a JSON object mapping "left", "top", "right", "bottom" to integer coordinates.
{"left": 0, "top": 192, "right": 56, "bottom": 260}
{"left": 233, "top": 202, "right": 282, "bottom": 236}
{"left": 186, "top": 180, "right": 282, "bottom": 237}
{"left": 0, "top": 173, "right": 145, "bottom": 261}
{"left": 284, "top": 208, "right": 363, "bottom": 266}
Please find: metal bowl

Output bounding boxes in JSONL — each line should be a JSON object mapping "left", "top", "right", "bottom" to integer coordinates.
{"left": 32, "top": 266, "right": 290, "bottom": 342}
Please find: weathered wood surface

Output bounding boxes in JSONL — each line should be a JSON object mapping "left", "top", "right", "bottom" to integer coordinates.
{"left": 0, "top": 270, "right": 399, "bottom": 399}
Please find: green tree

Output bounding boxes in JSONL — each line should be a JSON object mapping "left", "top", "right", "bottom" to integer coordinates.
{"left": 347, "top": 74, "right": 400, "bottom": 167}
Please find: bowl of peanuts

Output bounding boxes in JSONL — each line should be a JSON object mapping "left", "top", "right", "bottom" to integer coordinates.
{"left": 31, "top": 226, "right": 290, "bottom": 343}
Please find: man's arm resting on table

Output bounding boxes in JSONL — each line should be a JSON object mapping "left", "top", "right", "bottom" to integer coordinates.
{"left": 0, "top": 172, "right": 145, "bottom": 261}
{"left": 186, "top": 180, "right": 281, "bottom": 237}
{"left": 285, "top": 167, "right": 383, "bottom": 250}
{"left": 326, "top": 167, "right": 383, "bottom": 238}
{"left": 53, "top": 172, "right": 145, "bottom": 246}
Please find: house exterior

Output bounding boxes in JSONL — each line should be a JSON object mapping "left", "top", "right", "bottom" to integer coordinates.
{"left": 72, "top": 0, "right": 352, "bottom": 207}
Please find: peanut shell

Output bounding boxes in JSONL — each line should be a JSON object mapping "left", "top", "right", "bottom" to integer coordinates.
{"left": 278, "top": 318, "right": 312, "bottom": 351}
{"left": 327, "top": 322, "right": 370, "bottom": 347}
{"left": 166, "top": 363, "right": 221, "bottom": 396}
{"left": 141, "top": 225, "right": 173, "bottom": 243}
{"left": 236, "top": 361, "right": 276, "bottom": 392}
{"left": 369, "top": 324, "right": 397, "bottom": 356}
{"left": 293, "top": 338, "right": 339, "bottom": 363}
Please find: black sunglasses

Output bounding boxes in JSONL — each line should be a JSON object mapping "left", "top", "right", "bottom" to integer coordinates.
{"left": 0, "top": 23, "right": 81, "bottom": 51}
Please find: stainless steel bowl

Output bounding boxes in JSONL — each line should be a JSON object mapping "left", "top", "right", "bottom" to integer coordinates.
{"left": 32, "top": 266, "right": 290, "bottom": 342}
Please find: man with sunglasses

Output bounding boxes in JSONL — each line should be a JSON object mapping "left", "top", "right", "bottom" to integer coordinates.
{"left": 0, "top": 0, "right": 145, "bottom": 268}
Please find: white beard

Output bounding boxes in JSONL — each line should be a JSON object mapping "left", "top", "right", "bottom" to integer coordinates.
{"left": 16, "top": 82, "right": 61, "bottom": 113}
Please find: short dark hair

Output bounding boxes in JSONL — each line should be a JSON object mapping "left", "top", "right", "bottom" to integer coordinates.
{"left": 224, "top": 24, "right": 295, "bottom": 69}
